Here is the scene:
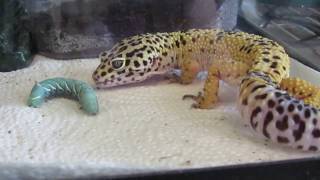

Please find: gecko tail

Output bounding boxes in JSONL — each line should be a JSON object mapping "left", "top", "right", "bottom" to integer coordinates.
{"left": 237, "top": 73, "right": 320, "bottom": 151}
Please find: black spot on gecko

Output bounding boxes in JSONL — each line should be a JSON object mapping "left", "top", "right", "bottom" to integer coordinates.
{"left": 171, "top": 57, "right": 174, "bottom": 63}
{"left": 107, "top": 68, "right": 113, "bottom": 73}
{"left": 267, "top": 99, "right": 276, "bottom": 108}
{"left": 175, "top": 40, "right": 180, "bottom": 48}
{"left": 242, "top": 97, "right": 248, "bottom": 105}
{"left": 216, "top": 31, "right": 224, "bottom": 36}
{"left": 143, "top": 60, "right": 148, "bottom": 66}
{"left": 288, "top": 103, "right": 295, "bottom": 112}
{"left": 276, "top": 115, "right": 288, "bottom": 131}
{"left": 270, "top": 41, "right": 277, "bottom": 46}
{"left": 182, "top": 39, "right": 187, "bottom": 46}
{"left": 137, "top": 53, "right": 143, "bottom": 58}
{"left": 273, "top": 70, "right": 280, "bottom": 75}
{"left": 293, "top": 120, "right": 305, "bottom": 141}
{"left": 117, "top": 45, "right": 128, "bottom": 53}
{"left": 100, "top": 71, "right": 106, "bottom": 77}
{"left": 259, "top": 42, "right": 268, "bottom": 46}
{"left": 251, "top": 85, "right": 267, "bottom": 93}
{"left": 155, "top": 34, "right": 163, "bottom": 39}
{"left": 284, "top": 95, "right": 291, "bottom": 101}
{"left": 263, "top": 111, "right": 274, "bottom": 138}
{"left": 125, "top": 60, "right": 130, "bottom": 66}
{"left": 250, "top": 106, "right": 261, "bottom": 129}
{"left": 274, "top": 92, "right": 282, "bottom": 98}
{"left": 309, "top": 146, "right": 318, "bottom": 151}
{"left": 313, "top": 118, "right": 318, "bottom": 125}
{"left": 125, "top": 72, "right": 134, "bottom": 77}
{"left": 277, "top": 136, "right": 289, "bottom": 143}
{"left": 134, "top": 61, "right": 140, "bottom": 68}
{"left": 305, "top": 109, "right": 311, "bottom": 118}
{"left": 239, "top": 45, "right": 245, "bottom": 51}
{"left": 312, "top": 129, "right": 320, "bottom": 138}
{"left": 262, "top": 58, "right": 270, "bottom": 63}
{"left": 255, "top": 93, "right": 268, "bottom": 100}
{"left": 311, "top": 107, "right": 318, "bottom": 115}
{"left": 270, "top": 62, "right": 278, "bottom": 68}
{"left": 126, "top": 45, "right": 147, "bottom": 58}
{"left": 293, "top": 114, "right": 301, "bottom": 123}
{"left": 273, "top": 55, "right": 280, "bottom": 59}
{"left": 276, "top": 106, "right": 284, "bottom": 114}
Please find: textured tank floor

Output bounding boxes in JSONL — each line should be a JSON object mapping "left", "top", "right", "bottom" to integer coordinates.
{"left": 0, "top": 55, "right": 319, "bottom": 179}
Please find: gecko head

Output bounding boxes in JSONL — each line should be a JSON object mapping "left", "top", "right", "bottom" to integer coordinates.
{"left": 92, "top": 39, "right": 158, "bottom": 88}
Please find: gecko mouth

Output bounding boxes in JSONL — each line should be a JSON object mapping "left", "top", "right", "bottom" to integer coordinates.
{"left": 95, "top": 80, "right": 118, "bottom": 89}
{"left": 95, "top": 79, "right": 136, "bottom": 89}
{"left": 95, "top": 75, "right": 150, "bottom": 89}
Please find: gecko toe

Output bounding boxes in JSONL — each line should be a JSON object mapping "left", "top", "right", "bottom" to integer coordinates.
{"left": 191, "top": 103, "right": 200, "bottom": 109}
{"left": 182, "top": 92, "right": 202, "bottom": 100}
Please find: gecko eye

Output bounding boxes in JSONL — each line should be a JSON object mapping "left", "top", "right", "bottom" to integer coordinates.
{"left": 110, "top": 58, "right": 126, "bottom": 70}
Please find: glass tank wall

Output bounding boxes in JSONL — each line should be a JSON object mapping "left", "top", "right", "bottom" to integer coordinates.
{"left": 239, "top": 0, "right": 320, "bottom": 71}
{"left": 24, "top": 0, "right": 239, "bottom": 59}
{"left": 1, "top": 0, "right": 319, "bottom": 71}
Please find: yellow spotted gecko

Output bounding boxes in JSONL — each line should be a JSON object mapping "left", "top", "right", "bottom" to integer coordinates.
{"left": 92, "top": 29, "right": 320, "bottom": 151}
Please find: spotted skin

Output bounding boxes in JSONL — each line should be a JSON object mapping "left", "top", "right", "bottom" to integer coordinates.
{"left": 93, "top": 29, "right": 320, "bottom": 151}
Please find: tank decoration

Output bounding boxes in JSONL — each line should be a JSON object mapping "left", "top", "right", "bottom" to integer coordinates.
{"left": 0, "top": 0, "right": 33, "bottom": 72}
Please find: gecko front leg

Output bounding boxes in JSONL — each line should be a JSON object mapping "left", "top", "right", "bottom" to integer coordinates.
{"left": 167, "top": 56, "right": 200, "bottom": 84}
{"left": 184, "top": 60, "right": 249, "bottom": 109}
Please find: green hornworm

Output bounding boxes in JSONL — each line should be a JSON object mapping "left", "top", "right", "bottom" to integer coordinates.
{"left": 27, "top": 77, "right": 99, "bottom": 115}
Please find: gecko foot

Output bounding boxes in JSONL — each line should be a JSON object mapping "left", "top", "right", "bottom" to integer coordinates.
{"left": 183, "top": 92, "right": 203, "bottom": 109}
{"left": 183, "top": 92, "right": 217, "bottom": 109}
{"left": 164, "top": 73, "right": 181, "bottom": 84}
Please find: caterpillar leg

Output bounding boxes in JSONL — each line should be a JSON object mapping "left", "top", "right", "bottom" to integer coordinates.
{"left": 280, "top": 77, "right": 320, "bottom": 108}
{"left": 184, "top": 60, "right": 249, "bottom": 109}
